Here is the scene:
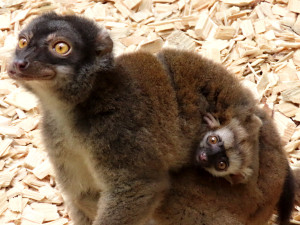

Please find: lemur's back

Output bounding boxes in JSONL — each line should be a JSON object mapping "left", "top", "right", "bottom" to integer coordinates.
{"left": 154, "top": 49, "right": 291, "bottom": 225}
{"left": 157, "top": 49, "right": 257, "bottom": 154}
{"left": 115, "top": 51, "right": 193, "bottom": 168}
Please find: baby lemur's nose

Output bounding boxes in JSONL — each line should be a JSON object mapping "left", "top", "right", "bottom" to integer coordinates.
{"left": 198, "top": 152, "right": 208, "bottom": 162}
{"left": 14, "top": 59, "right": 29, "bottom": 71}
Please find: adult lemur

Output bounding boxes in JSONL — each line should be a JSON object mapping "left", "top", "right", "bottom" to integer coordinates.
{"left": 8, "top": 13, "right": 294, "bottom": 225}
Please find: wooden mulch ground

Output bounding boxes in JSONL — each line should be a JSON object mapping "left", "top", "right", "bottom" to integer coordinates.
{"left": 0, "top": 0, "right": 299, "bottom": 224}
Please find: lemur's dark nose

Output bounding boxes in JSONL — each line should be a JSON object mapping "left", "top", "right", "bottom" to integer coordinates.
{"left": 14, "top": 59, "right": 29, "bottom": 71}
{"left": 199, "top": 152, "right": 208, "bottom": 162}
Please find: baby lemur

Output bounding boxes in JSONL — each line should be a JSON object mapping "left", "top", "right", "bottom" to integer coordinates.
{"left": 8, "top": 13, "right": 294, "bottom": 225}
{"left": 196, "top": 113, "right": 262, "bottom": 185}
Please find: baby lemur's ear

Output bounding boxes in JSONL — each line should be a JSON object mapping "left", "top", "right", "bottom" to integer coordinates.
{"left": 246, "top": 114, "right": 263, "bottom": 133}
{"left": 252, "top": 114, "right": 262, "bottom": 127}
{"left": 96, "top": 29, "right": 113, "bottom": 56}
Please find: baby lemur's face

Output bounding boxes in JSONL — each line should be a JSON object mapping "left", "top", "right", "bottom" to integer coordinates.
{"left": 196, "top": 113, "right": 262, "bottom": 184}
{"left": 196, "top": 127, "right": 236, "bottom": 177}
{"left": 196, "top": 113, "right": 249, "bottom": 182}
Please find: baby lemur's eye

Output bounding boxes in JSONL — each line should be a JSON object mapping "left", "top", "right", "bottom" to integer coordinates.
{"left": 217, "top": 161, "right": 227, "bottom": 170}
{"left": 53, "top": 41, "right": 71, "bottom": 55}
{"left": 18, "top": 38, "right": 28, "bottom": 49}
{"left": 207, "top": 135, "right": 219, "bottom": 145}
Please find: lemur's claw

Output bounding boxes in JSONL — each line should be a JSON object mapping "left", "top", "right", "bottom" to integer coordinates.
{"left": 203, "top": 113, "right": 220, "bottom": 128}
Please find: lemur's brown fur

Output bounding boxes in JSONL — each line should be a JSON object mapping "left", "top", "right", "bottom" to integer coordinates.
{"left": 153, "top": 49, "right": 294, "bottom": 225}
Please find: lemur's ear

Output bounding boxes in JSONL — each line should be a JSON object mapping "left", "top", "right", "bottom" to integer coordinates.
{"left": 252, "top": 114, "right": 262, "bottom": 128}
{"left": 244, "top": 114, "right": 263, "bottom": 134}
{"left": 96, "top": 29, "right": 113, "bottom": 56}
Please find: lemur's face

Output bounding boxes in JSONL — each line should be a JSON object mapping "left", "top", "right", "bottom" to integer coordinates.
{"left": 8, "top": 13, "right": 113, "bottom": 103}
{"left": 196, "top": 125, "right": 245, "bottom": 178}
{"left": 8, "top": 15, "right": 90, "bottom": 82}
{"left": 196, "top": 128, "right": 231, "bottom": 176}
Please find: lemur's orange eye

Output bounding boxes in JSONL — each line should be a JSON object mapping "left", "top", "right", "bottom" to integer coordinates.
{"left": 217, "top": 161, "right": 227, "bottom": 170}
{"left": 207, "top": 135, "right": 218, "bottom": 145}
{"left": 18, "top": 38, "right": 28, "bottom": 49}
{"left": 53, "top": 42, "right": 70, "bottom": 55}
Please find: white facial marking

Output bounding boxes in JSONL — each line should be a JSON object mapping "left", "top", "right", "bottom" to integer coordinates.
{"left": 214, "top": 127, "right": 234, "bottom": 149}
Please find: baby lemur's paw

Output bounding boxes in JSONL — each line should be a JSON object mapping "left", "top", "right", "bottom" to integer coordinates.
{"left": 203, "top": 113, "right": 220, "bottom": 129}
{"left": 226, "top": 168, "right": 253, "bottom": 185}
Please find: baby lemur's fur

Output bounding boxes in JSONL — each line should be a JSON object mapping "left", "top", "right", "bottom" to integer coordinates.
{"left": 8, "top": 13, "right": 294, "bottom": 225}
